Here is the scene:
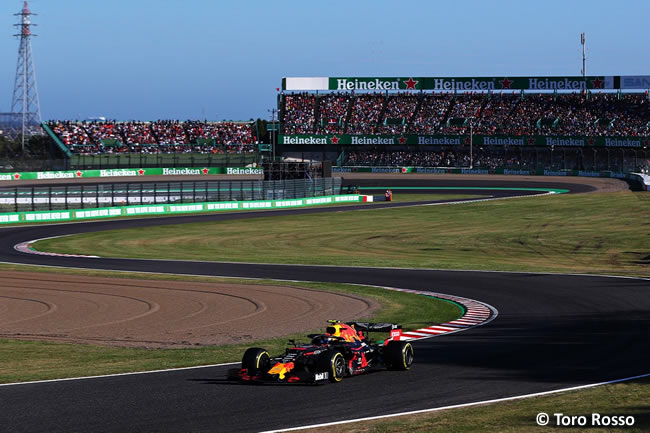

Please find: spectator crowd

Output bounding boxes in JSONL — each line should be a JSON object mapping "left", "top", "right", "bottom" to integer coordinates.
{"left": 47, "top": 120, "right": 257, "bottom": 154}
{"left": 316, "top": 93, "right": 352, "bottom": 134}
{"left": 280, "top": 91, "right": 650, "bottom": 137}
{"left": 342, "top": 147, "right": 648, "bottom": 173}
{"left": 344, "top": 150, "right": 507, "bottom": 169}
{"left": 45, "top": 92, "right": 648, "bottom": 159}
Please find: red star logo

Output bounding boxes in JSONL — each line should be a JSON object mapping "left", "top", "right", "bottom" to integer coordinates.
{"left": 13, "top": 173, "right": 20, "bottom": 180}
{"left": 398, "top": 136, "right": 406, "bottom": 145}
{"left": 330, "top": 136, "right": 340, "bottom": 145}
{"left": 644, "top": 139, "right": 649, "bottom": 146}
{"left": 591, "top": 78, "right": 603, "bottom": 89}
{"left": 588, "top": 138, "right": 595, "bottom": 146}
{"left": 75, "top": 171, "right": 83, "bottom": 177}
{"left": 464, "top": 137, "right": 471, "bottom": 145}
{"left": 528, "top": 138, "right": 536, "bottom": 146}
{"left": 499, "top": 78, "right": 513, "bottom": 89}
{"left": 403, "top": 77, "right": 418, "bottom": 90}
{"left": 202, "top": 168, "right": 209, "bottom": 175}
{"left": 138, "top": 169, "right": 145, "bottom": 175}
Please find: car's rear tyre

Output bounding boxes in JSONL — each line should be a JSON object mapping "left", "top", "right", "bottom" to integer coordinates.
{"left": 385, "top": 341, "right": 414, "bottom": 370}
{"left": 242, "top": 347, "right": 270, "bottom": 376}
{"left": 319, "top": 350, "right": 346, "bottom": 382}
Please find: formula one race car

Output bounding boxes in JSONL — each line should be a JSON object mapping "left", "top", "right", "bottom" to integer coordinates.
{"left": 229, "top": 320, "right": 414, "bottom": 384}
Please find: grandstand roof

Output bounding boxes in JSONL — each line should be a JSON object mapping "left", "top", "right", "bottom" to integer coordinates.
{"left": 282, "top": 75, "right": 650, "bottom": 91}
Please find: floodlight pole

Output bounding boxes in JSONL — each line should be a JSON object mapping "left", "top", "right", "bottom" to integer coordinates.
{"left": 268, "top": 108, "right": 277, "bottom": 161}
{"left": 581, "top": 32, "right": 587, "bottom": 77}
{"left": 469, "top": 118, "right": 474, "bottom": 169}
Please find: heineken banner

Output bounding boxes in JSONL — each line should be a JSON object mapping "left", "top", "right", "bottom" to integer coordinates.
{"left": 0, "top": 166, "right": 264, "bottom": 181}
{"left": 281, "top": 134, "right": 649, "bottom": 148}
{"left": 283, "top": 76, "right": 650, "bottom": 91}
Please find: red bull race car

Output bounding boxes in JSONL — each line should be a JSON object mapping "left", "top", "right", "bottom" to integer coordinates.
{"left": 229, "top": 321, "right": 414, "bottom": 384}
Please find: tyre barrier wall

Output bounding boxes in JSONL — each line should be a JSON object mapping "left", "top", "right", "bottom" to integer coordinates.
{"left": 0, "top": 167, "right": 263, "bottom": 181}
{"left": 0, "top": 194, "right": 367, "bottom": 225}
{"left": 334, "top": 166, "right": 650, "bottom": 190}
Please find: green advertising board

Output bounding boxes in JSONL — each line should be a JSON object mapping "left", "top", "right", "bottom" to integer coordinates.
{"left": 0, "top": 194, "right": 365, "bottom": 225}
{"left": 0, "top": 167, "right": 264, "bottom": 181}
{"left": 280, "top": 134, "right": 649, "bottom": 148}
{"left": 332, "top": 166, "right": 640, "bottom": 182}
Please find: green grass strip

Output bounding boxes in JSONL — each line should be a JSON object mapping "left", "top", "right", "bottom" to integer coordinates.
{"left": 34, "top": 191, "right": 650, "bottom": 277}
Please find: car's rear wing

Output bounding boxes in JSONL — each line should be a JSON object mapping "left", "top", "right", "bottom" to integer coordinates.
{"left": 349, "top": 322, "right": 403, "bottom": 342}
{"left": 348, "top": 322, "right": 400, "bottom": 332}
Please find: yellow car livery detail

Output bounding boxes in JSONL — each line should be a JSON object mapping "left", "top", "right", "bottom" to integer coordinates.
{"left": 268, "top": 362, "right": 295, "bottom": 379}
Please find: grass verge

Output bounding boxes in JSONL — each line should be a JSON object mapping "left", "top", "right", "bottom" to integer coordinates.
{"left": 0, "top": 264, "right": 461, "bottom": 384}
{"left": 294, "top": 377, "right": 650, "bottom": 433}
{"left": 34, "top": 191, "right": 650, "bottom": 277}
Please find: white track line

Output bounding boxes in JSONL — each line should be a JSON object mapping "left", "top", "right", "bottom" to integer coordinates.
{"left": 0, "top": 362, "right": 239, "bottom": 388}
{"left": 261, "top": 373, "right": 650, "bottom": 433}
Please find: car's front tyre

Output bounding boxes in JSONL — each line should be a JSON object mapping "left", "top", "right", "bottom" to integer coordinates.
{"left": 241, "top": 347, "right": 270, "bottom": 376}
{"left": 319, "top": 350, "right": 346, "bottom": 383}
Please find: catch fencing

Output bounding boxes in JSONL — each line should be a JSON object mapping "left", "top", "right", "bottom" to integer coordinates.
{"left": 0, "top": 177, "right": 342, "bottom": 212}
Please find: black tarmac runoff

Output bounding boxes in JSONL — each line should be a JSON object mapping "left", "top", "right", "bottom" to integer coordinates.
{"left": 0, "top": 179, "right": 648, "bottom": 433}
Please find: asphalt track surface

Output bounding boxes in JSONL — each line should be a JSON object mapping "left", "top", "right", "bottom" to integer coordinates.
{"left": 0, "top": 178, "right": 648, "bottom": 433}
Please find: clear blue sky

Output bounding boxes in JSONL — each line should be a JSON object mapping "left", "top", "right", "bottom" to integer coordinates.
{"left": 0, "top": 0, "right": 648, "bottom": 121}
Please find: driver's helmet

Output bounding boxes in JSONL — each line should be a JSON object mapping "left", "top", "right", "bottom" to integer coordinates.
{"left": 326, "top": 323, "right": 361, "bottom": 342}
{"left": 311, "top": 334, "right": 335, "bottom": 345}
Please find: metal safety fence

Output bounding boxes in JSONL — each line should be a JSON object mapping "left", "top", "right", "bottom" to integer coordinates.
{"left": 0, "top": 177, "right": 342, "bottom": 213}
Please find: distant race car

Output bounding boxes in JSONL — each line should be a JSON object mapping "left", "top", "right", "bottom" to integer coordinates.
{"left": 229, "top": 320, "right": 414, "bottom": 384}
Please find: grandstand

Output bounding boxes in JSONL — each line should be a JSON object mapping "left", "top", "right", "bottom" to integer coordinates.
{"left": 44, "top": 120, "right": 258, "bottom": 152}
{"left": 278, "top": 75, "right": 650, "bottom": 173}
{"left": 39, "top": 120, "right": 261, "bottom": 169}
{"left": 280, "top": 91, "right": 649, "bottom": 137}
